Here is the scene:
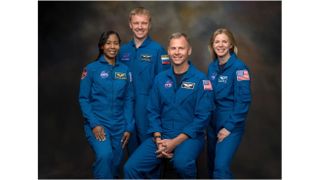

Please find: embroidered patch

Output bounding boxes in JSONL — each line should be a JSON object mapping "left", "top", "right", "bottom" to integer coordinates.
{"left": 115, "top": 72, "right": 127, "bottom": 80}
{"left": 141, "top": 54, "right": 152, "bottom": 61}
{"left": 210, "top": 72, "right": 217, "bottom": 80}
{"left": 218, "top": 75, "right": 228, "bottom": 83}
{"left": 164, "top": 80, "right": 173, "bottom": 88}
{"left": 121, "top": 53, "right": 130, "bottom": 61}
{"left": 128, "top": 72, "right": 132, "bottom": 82}
{"left": 100, "top": 71, "right": 109, "bottom": 79}
{"left": 203, "top": 80, "right": 213, "bottom": 90}
{"left": 236, "top": 70, "right": 250, "bottom": 81}
{"left": 161, "top": 55, "right": 170, "bottom": 65}
{"left": 181, "top": 82, "right": 195, "bottom": 89}
{"left": 81, "top": 68, "right": 87, "bottom": 80}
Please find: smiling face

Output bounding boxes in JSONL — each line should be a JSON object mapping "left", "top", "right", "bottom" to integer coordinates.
{"left": 168, "top": 36, "right": 192, "bottom": 67}
{"left": 101, "top": 34, "right": 120, "bottom": 61}
{"left": 212, "top": 33, "right": 233, "bottom": 59}
{"left": 129, "top": 14, "right": 151, "bottom": 41}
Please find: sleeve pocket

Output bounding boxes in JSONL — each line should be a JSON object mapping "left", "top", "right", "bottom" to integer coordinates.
{"left": 239, "top": 84, "right": 251, "bottom": 103}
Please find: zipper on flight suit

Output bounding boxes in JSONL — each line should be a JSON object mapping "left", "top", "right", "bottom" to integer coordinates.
{"left": 110, "top": 66, "right": 114, "bottom": 116}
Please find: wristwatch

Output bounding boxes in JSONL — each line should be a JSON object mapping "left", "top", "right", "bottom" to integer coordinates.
{"left": 153, "top": 135, "right": 161, "bottom": 142}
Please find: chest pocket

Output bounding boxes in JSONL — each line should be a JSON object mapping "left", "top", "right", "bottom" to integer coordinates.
{"left": 159, "top": 81, "right": 175, "bottom": 106}
{"left": 94, "top": 71, "right": 128, "bottom": 95}
{"left": 93, "top": 70, "right": 112, "bottom": 93}
{"left": 134, "top": 54, "right": 155, "bottom": 94}
{"left": 113, "top": 72, "right": 128, "bottom": 98}
{"left": 214, "top": 76, "right": 233, "bottom": 98}
{"left": 176, "top": 82, "right": 198, "bottom": 106}
{"left": 138, "top": 54, "right": 154, "bottom": 74}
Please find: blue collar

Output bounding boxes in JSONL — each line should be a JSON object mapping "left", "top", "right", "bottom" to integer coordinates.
{"left": 213, "top": 52, "right": 237, "bottom": 70}
{"left": 98, "top": 55, "right": 119, "bottom": 67}
{"left": 166, "top": 61, "right": 195, "bottom": 81}
{"left": 129, "top": 36, "right": 152, "bottom": 48}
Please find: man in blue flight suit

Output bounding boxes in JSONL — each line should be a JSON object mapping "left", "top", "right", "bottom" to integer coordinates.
{"left": 123, "top": 32, "right": 213, "bottom": 179}
{"left": 79, "top": 31, "right": 134, "bottom": 179}
{"left": 117, "top": 7, "right": 171, "bottom": 153}
{"left": 207, "top": 28, "right": 252, "bottom": 179}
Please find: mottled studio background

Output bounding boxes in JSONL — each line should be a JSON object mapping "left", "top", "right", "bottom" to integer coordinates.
{"left": 39, "top": 1, "right": 281, "bottom": 179}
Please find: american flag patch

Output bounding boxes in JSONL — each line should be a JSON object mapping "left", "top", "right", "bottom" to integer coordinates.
{"left": 236, "top": 70, "right": 250, "bottom": 81}
{"left": 203, "top": 80, "right": 213, "bottom": 90}
{"left": 161, "top": 55, "right": 170, "bottom": 65}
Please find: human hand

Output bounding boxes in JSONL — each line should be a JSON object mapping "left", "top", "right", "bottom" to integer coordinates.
{"left": 92, "top": 126, "right": 106, "bottom": 141}
{"left": 217, "top": 128, "right": 230, "bottom": 142}
{"left": 157, "top": 150, "right": 174, "bottom": 159}
{"left": 156, "top": 139, "right": 176, "bottom": 159}
{"left": 159, "top": 139, "right": 177, "bottom": 154}
{"left": 155, "top": 141, "right": 167, "bottom": 158}
{"left": 121, "top": 131, "right": 131, "bottom": 149}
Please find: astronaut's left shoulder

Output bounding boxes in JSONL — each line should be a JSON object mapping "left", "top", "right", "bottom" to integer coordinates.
{"left": 234, "top": 58, "right": 249, "bottom": 70}
{"left": 149, "top": 40, "right": 165, "bottom": 50}
{"left": 192, "top": 67, "right": 207, "bottom": 80}
{"left": 117, "top": 61, "right": 130, "bottom": 70}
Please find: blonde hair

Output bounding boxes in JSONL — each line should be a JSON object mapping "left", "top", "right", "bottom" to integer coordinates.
{"left": 129, "top": 7, "right": 151, "bottom": 22}
{"left": 208, "top": 28, "right": 238, "bottom": 60}
{"left": 168, "top": 32, "right": 191, "bottom": 46}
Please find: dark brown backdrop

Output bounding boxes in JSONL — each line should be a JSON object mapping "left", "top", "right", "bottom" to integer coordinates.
{"left": 39, "top": 1, "right": 281, "bottom": 178}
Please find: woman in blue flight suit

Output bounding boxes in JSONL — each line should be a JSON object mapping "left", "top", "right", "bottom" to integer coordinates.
{"left": 79, "top": 31, "right": 134, "bottom": 179}
{"left": 207, "top": 28, "right": 252, "bottom": 179}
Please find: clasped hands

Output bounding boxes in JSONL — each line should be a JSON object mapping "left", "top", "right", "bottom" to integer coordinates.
{"left": 155, "top": 139, "right": 177, "bottom": 159}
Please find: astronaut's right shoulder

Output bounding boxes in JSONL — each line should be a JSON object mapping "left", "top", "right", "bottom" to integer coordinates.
{"left": 119, "top": 42, "right": 133, "bottom": 52}
{"left": 84, "top": 59, "right": 100, "bottom": 71}
{"left": 157, "top": 69, "right": 169, "bottom": 79}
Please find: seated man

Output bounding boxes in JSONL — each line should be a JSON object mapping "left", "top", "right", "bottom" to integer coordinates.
{"left": 124, "top": 32, "right": 214, "bottom": 179}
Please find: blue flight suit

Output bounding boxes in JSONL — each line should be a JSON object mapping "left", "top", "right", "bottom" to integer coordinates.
{"left": 124, "top": 64, "right": 214, "bottom": 179}
{"left": 118, "top": 36, "right": 171, "bottom": 150}
{"left": 207, "top": 53, "right": 252, "bottom": 179}
{"left": 79, "top": 55, "right": 134, "bottom": 179}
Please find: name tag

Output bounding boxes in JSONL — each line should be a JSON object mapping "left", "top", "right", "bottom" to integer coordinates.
{"left": 141, "top": 54, "right": 152, "bottom": 62}
{"left": 121, "top": 53, "right": 130, "bottom": 61}
{"left": 181, "top": 82, "right": 195, "bottom": 89}
{"left": 115, "top": 72, "right": 127, "bottom": 80}
{"left": 218, "top": 75, "right": 228, "bottom": 83}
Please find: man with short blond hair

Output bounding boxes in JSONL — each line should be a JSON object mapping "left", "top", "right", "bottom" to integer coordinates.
{"left": 124, "top": 32, "right": 213, "bottom": 179}
{"left": 118, "top": 7, "right": 171, "bottom": 154}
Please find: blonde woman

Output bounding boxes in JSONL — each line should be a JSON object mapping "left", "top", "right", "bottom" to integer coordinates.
{"left": 207, "top": 28, "right": 252, "bottom": 179}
